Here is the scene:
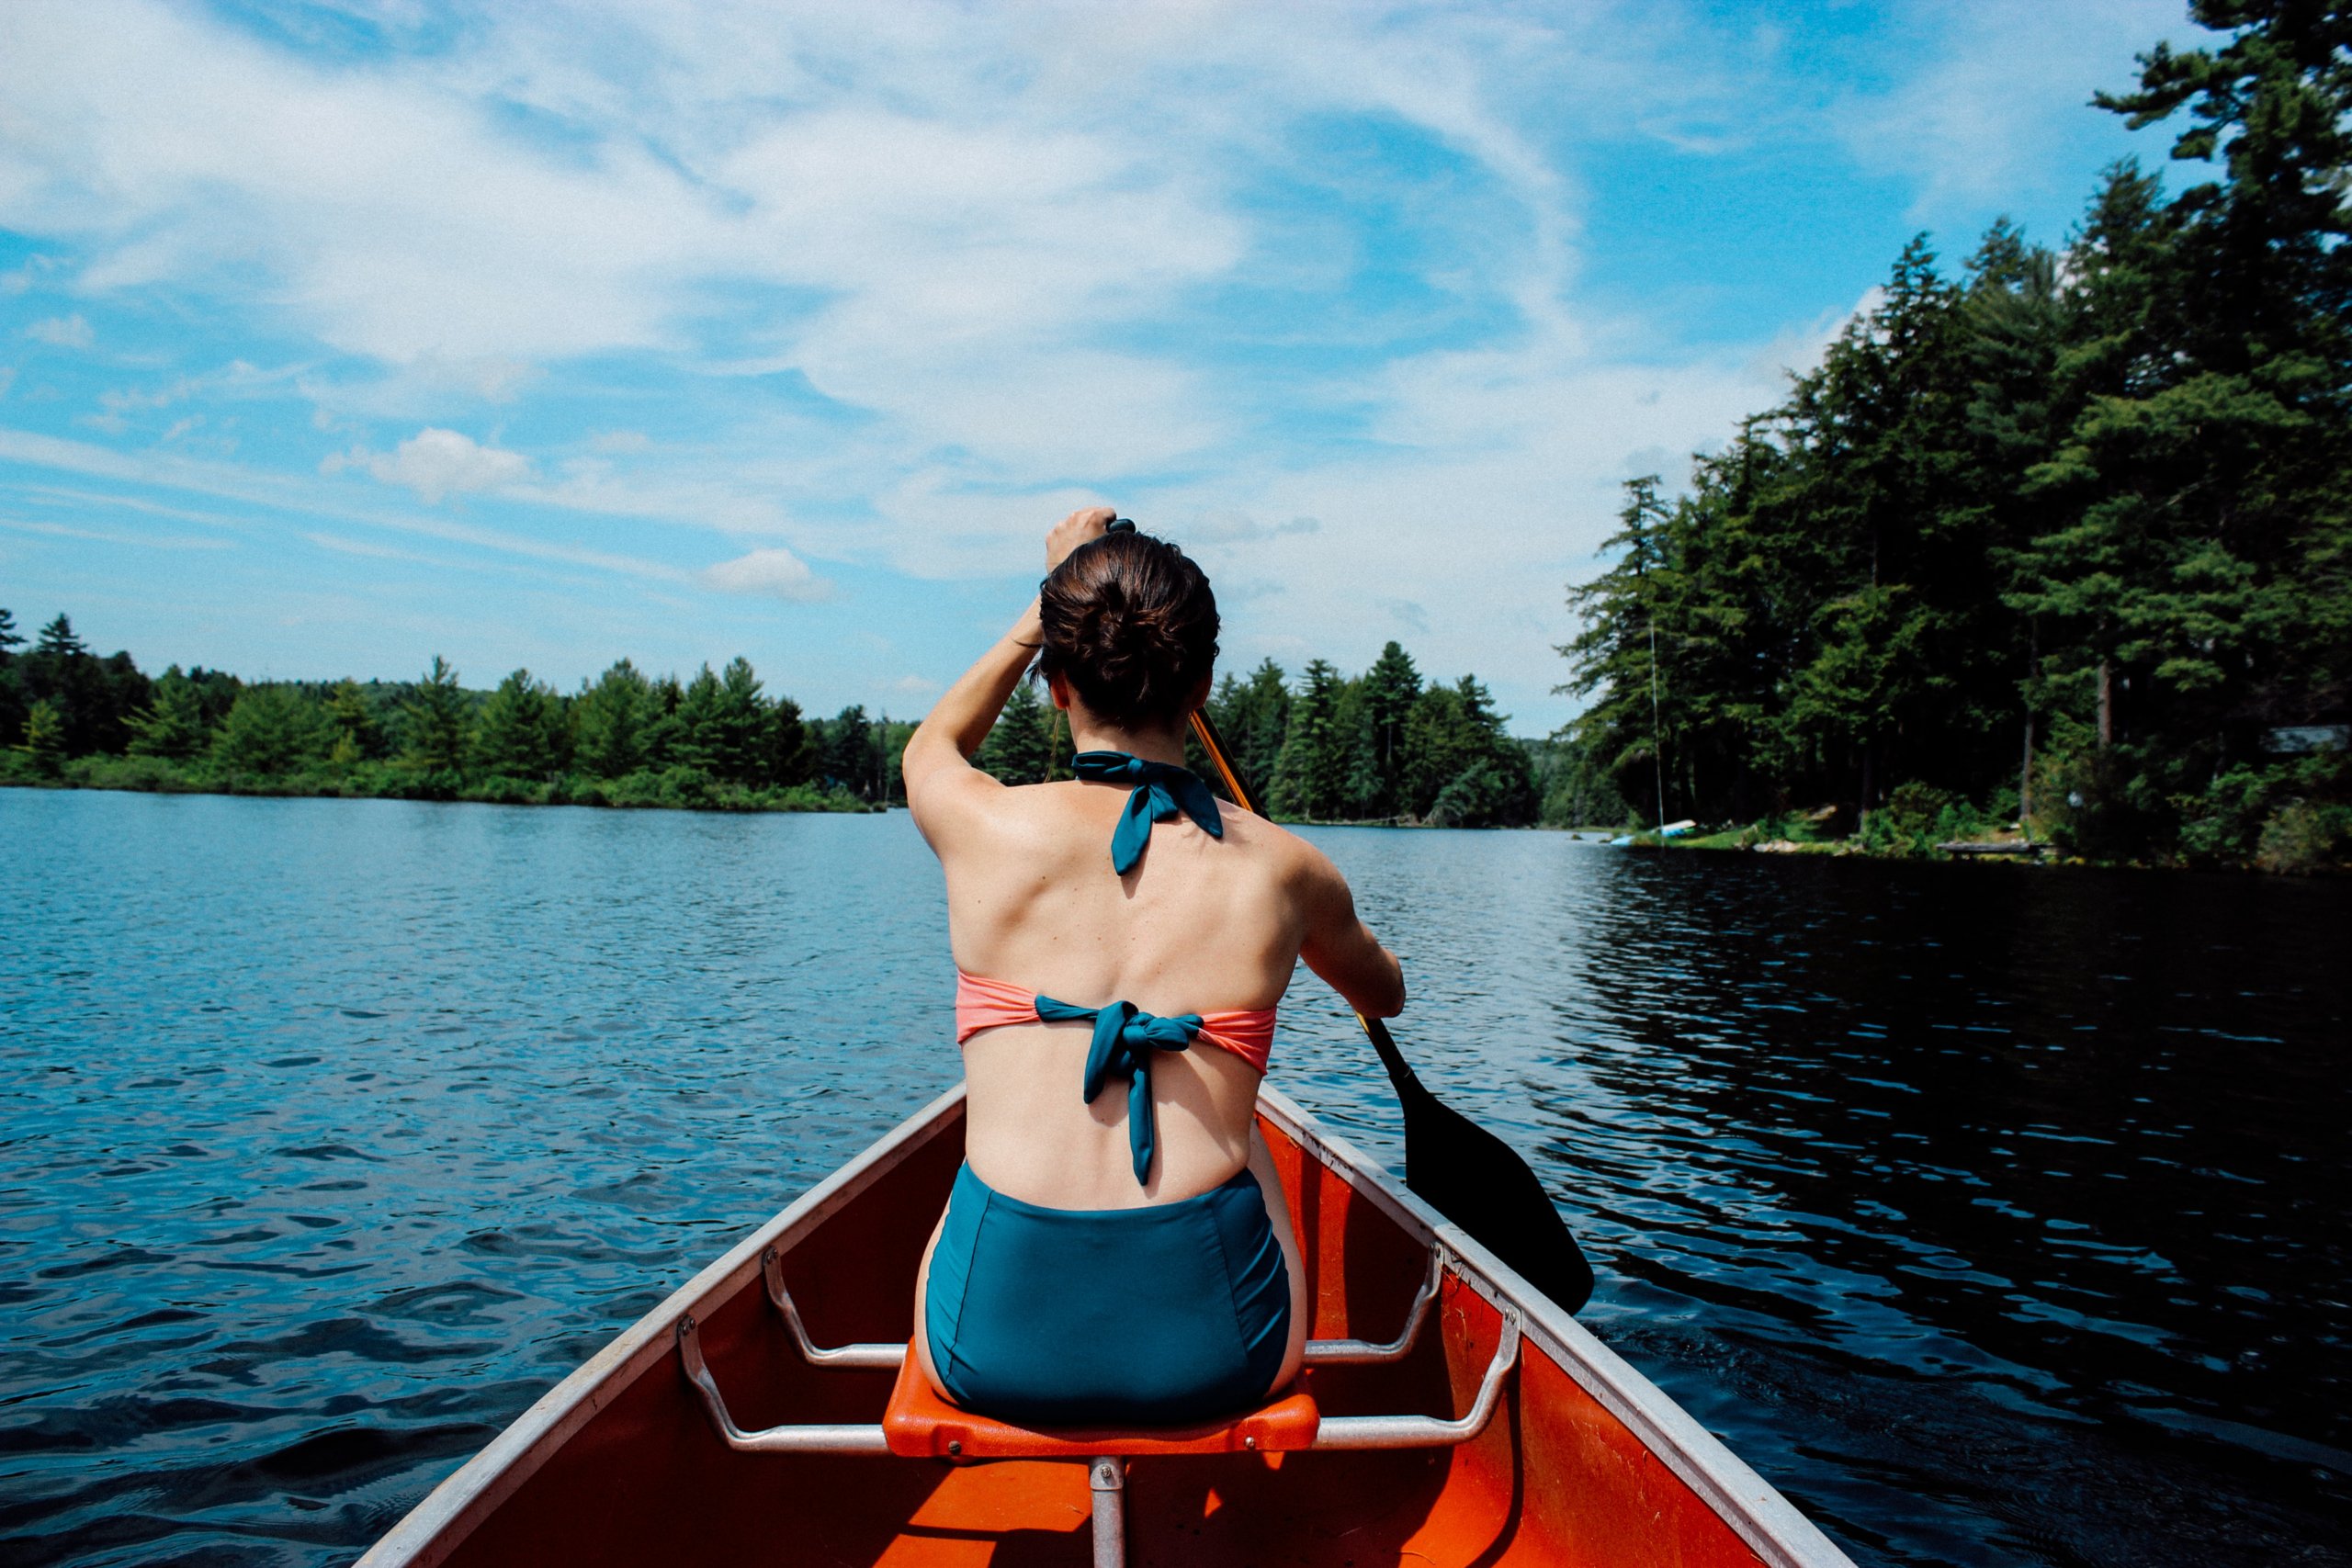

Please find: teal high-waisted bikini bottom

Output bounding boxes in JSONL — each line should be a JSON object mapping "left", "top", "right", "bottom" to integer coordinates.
{"left": 922, "top": 1161, "right": 1293, "bottom": 1427}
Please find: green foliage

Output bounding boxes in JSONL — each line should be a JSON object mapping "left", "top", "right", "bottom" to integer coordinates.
{"left": 472, "top": 668, "right": 569, "bottom": 779}
{"left": 574, "top": 659, "right": 651, "bottom": 777}
{"left": 324, "top": 679, "right": 385, "bottom": 762}
{"left": 1854, "top": 782, "right": 1995, "bottom": 858}
{"left": 1204, "top": 660, "right": 1291, "bottom": 797}
{"left": 1271, "top": 660, "right": 1352, "bottom": 818}
{"left": 401, "top": 656, "right": 473, "bottom": 778}
{"left": 210, "top": 684, "right": 331, "bottom": 777}
{"left": 976, "top": 680, "right": 1053, "bottom": 784}
{"left": 17, "top": 697, "right": 65, "bottom": 775}
{"left": 128, "top": 666, "right": 214, "bottom": 760}
{"left": 1553, "top": 3, "right": 2352, "bottom": 870}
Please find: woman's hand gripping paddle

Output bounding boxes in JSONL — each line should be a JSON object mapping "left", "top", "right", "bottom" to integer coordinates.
{"left": 1184, "top": 703, "right": 1597, "bottom": 1314}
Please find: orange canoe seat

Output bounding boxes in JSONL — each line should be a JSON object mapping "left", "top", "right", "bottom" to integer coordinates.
{"left": 878, "top": 1350, "right": 1321, "bottom": 1460}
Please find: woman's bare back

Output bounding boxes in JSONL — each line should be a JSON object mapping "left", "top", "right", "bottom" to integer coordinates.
{"left": 944, "top": 775, "right": 1314, "bottom": 1210}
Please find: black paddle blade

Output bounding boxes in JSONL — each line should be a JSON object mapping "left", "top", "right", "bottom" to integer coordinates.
{"left": 1361, "top": 1017, "right": 1595, "bottom": 1314}
{"left": 1400, "top": 1085, "right": 1596, "bottom": 1315}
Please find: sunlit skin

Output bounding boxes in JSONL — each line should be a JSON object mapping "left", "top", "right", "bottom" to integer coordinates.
{"left": 899, "top": 505, "right": 1407, "bottom": 1404}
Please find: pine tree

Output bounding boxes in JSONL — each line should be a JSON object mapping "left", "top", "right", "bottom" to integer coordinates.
{"left": 128, "top": 665, "right": 213, "bottom": 760}
{"left": 210, "top": 684, "right": 330, "bottom": 776}
{"left": 705, "top": 658, "right": 771, "bottom": 787}
{"left": 17, "top": 698, "right": 64, "bottom": 774}
{"left": 401, "top": 656, "right": 472, "bottom": 778}
{"left": 474, "top": 669, "right": 567, "bottom": 779}
{"left": 976, "top": 681, "right": 1053, "bottom": 784}
{"left": 1207, "top": 659, "right": 1290, "bottom": 800}
{"left": 821, "top": 705, "right": 876, "bottom": 798}
{"left": 575, "top": 660, "right": 651, "bottom": 778}
{"left": 1270, "top": 660, "right": 1351, "bottom": 819}
{"left": 765, "top": 694, "right": 816, "bottom": 789}
{"left": 1355, "top": 641, "right": 1422, "bottom": 817}
{"left": 324, "top": 679, "right": 382, "bottom": 762}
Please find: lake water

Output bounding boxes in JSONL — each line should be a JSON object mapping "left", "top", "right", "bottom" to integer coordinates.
{"left": 3, "top": 788, "right": 2346, "bottom": 1567}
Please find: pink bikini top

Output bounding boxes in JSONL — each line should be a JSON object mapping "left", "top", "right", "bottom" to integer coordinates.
{"left": 955, "top": 970, "right": 1277, "bottom": 1074}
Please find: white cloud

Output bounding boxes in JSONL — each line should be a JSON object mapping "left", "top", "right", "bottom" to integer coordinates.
{"left": 701, "top": 545, "right": 831, "bottom": 602}
{"left": 24, "top": 313, "right": 91, "bottom": 347}
{"left": 332, "top": 427, "right": 532, "bottom": 502}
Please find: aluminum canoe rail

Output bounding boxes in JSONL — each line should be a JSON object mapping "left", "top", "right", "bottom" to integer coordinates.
{"left": 681, "top": 1243, "right": 1512, "bottom": 1455}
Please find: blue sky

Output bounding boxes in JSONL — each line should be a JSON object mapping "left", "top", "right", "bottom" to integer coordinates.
{"left": 1, "top": 0, "right": 2196, "bottom": 732}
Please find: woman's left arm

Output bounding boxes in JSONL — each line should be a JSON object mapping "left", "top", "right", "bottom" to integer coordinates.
{"left": 902, "top": 506, "right": 1113, "bottom": 840}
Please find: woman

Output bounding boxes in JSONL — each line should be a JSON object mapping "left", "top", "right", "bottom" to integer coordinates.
{"left": 900, "top": 505, "right": 1407, "bottom": 1427}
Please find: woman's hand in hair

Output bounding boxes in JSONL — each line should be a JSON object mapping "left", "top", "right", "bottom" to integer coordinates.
{"left": 1046, "top": 506, "right": 1116, "bottom": 572}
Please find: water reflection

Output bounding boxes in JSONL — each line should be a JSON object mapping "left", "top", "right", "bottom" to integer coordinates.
{"left": 1, "top": 792, "right": 2345, "bottom": 1566}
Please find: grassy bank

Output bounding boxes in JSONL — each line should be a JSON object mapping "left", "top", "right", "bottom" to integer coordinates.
{"left": 0, "top": 751, "right": 878, "bottom": 814}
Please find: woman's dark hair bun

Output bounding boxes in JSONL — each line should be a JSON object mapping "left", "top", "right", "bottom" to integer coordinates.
{"left": 1036, "top": 529, "right": 1218, "bottom": 729}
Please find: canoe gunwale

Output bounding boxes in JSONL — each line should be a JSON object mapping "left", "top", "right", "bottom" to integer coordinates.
{"left": 354, "top": 1082, "right": 971, "bottom": 1568}
{"left": 1253, "top": 1084, "right": 1854, "bottom": 1568}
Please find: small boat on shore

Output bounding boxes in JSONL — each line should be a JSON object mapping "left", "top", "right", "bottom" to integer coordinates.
{"left": 358, "top": 1083, "right": 1853, "bottom": 1567}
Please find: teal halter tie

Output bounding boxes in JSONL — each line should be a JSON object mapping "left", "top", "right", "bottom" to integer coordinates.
{"left": 1070, "top": 750, "right": 1224, "bottom": 874}
{"left": 1035, "top": 995, "right": 1203, "bottom": 1183}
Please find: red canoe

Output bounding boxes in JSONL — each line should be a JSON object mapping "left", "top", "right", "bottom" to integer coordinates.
{"left": 358, "top": 1084, "right": 1855, "bottom": 1567}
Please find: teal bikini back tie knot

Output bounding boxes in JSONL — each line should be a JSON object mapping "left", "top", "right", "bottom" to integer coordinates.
{"left": 1070, "top": 750, "right": 1224, "bottom": 874}
{"left": 1035, "top": 995, "right": 1203, "bottom": 1183}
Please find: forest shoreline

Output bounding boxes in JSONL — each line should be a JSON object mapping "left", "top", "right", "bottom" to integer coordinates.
{"left": 14, "top": 767, "right": 2335, "bottom": 874}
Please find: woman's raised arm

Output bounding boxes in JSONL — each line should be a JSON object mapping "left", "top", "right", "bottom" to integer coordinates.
{"left": 901, "top": 506, "right": 1115, "bottom": 839}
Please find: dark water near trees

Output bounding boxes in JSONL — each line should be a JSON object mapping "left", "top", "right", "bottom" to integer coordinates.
{"left": 3, "top": 789, "right": 2346, "bottom": 1567}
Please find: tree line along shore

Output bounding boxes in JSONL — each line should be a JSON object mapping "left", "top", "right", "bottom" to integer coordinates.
{"left": 1563, "top": 8, "right": 2349, "bottom": 875}
{"left": 0, "top": 609, "right": 1555, "bottom": 828}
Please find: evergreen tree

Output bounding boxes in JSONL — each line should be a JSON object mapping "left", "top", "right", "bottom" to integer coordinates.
{"left": 821, "top": 705, "right": 876, "bottom": 798}
{"left": 129, "top": 665, "right": 213, "bottom": 760}
{"left": 670, "top": 665, "right": 728, "bottom": 779}
{"left": 17, "top": 697, "right": 64, "bottom": 774}
{"left": 1564, "top": 476, "right": 1679, "bottom": 825}
{"left": 705, "top": 657, "right": 772, "bottom": 786}
{"left": 401, "top": 656, "right": 472, "bottom": 777}
{"left": 1355, "top": 641, "right": 1422, "bottom": 817}
{"left": 638, "top": 674, "right": 686, "bottom": 770}
{"left": 17, "top": 612, "right": 149, "bottom": 757}
{"left": 473, "top": 668, "right": 567, "bottom": 778}
{"left": 1271, "top": 660, "right": 1351, "bottom": 819}
{"left": 210, "top": 684, "right": 330, "bottom": 776}
{"left": 1207, "top": 659, "right": 1291, "bottom": 801}
{"left": 575, "top": 660, "right": 652, "bottom": 778}
{"left": 766, "top": 694, "right": 817, "bottom": 789}
{"left": 976, "top": 680, "right": 1054, "bottom": 784}
{"left": 0, "top": 607, "right": 22, "bottom": 747}
{"left": 324, "top": 679, "right": 383, "bottom": 763}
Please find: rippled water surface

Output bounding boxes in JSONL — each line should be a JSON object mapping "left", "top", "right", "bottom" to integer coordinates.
{"left": 4, "top": 789, "right": 2347, "bottom": 1566}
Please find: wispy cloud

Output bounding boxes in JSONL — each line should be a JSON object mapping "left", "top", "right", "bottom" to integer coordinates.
{"left": 24, "top": 313, "right": 91, "bottom": 348}
{"left": 1, "top": 514, "right": 233, "bottom": 550}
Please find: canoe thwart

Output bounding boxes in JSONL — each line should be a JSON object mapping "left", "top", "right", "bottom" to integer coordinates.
{"left": 1313, "top": 1309, "right": 1521, "bottom": 1450}
{"left": 763, "top": 1247, "right": 907, "bottom": 1370}
{"left": 675, "top": 1314, "right": 889, "bottom": 1454}
{"left": 1302, "top": 1247, "right": 1443, "bottom": 1365}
